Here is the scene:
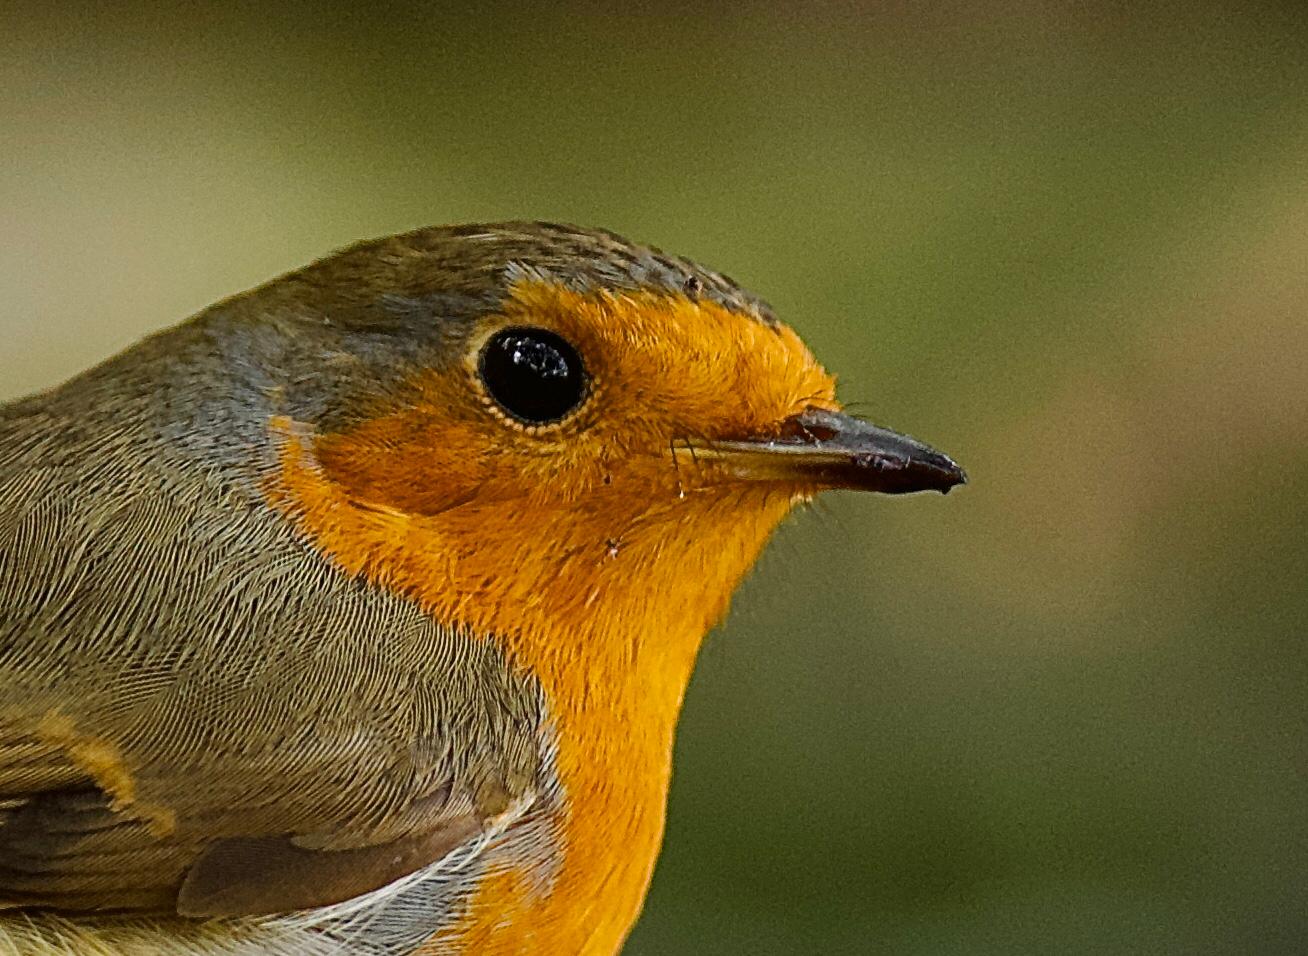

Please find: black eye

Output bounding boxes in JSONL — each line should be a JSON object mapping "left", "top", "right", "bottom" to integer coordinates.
{"left": 478, "top": 327, "right": 588, "bottom": 425}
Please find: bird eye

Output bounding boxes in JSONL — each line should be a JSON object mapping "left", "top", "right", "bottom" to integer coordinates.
{"left": 478, "top": 327, "right": 588, "bottom": 426}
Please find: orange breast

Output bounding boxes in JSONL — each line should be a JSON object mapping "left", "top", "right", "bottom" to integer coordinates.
{"left": 423, "top": 697, "right": 676, "bottom": 954}
{"left": 270, "top": 424, "right": 801, "bottom": 954}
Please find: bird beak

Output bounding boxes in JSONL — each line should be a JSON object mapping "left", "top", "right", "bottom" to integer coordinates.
{"left": 686, "top": 407, "right": 967, "bottom": 495}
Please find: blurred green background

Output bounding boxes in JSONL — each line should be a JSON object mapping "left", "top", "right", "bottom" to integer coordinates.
{"left": 4, "top": 3, "right": 1307, "bottom": 953}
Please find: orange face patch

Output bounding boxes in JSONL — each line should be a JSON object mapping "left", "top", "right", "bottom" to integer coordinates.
{"left": 308, "top": 280, "right": 837, "bottom": 517}
{"left": 265, "top": 280, "right": 841, "bottom": 955}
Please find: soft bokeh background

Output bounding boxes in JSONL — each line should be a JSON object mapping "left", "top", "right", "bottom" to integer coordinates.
{"left": 4, "top": 3, "right": 1306, "bottom": 953}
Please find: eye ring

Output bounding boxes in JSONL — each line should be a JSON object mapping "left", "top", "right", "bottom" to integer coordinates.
{"left": 476, "top": 326, "right": 589, "bottom": 428}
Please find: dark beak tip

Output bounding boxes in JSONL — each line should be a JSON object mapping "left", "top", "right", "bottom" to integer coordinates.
{"left": 938, "top": 466, "right": 968, "bottom": 495}
{"left": 900, "top": 448, "right": 966, "bottom": 496}
{"left": 941, "top": 460, "right": 968, "bottom": 493}
{"left": 850, "top": 450, "right": 967, "bottom": 496}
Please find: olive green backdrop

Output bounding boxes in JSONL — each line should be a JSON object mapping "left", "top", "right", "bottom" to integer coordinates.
{"left": 3, "top": 4, "right": 1306, "bottom": 953}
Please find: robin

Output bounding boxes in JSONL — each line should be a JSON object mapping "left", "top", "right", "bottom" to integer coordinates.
{"left": 0, "top": 222, "right": 964, "bottom": 955}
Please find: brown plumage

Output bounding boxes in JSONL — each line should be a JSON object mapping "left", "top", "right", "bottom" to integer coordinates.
{"left": 0, "top": 230, "right": 557, "bottom": 946}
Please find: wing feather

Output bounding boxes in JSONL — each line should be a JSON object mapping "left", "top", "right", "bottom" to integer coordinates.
{"left": 0, "top": 394, "right": 544, "bottom": 915}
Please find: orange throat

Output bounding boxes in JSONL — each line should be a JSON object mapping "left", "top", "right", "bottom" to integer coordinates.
{"left": 267, "top": 422, "right": 802, "bottom": 954}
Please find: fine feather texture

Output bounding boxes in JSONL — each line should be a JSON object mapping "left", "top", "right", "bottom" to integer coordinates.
{"left": 0, "top": 222, "right": 842, "bottom": 954}
{"left": 0, "top": 288, "right": 554, "bottom": 942}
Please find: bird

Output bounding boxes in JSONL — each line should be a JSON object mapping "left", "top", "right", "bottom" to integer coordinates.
{"left": 0, "top": 221, "right": 965, "bottom": 955}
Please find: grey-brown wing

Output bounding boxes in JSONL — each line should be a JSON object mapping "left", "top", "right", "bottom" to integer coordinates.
{"left": 0, "top": 401, "right": 544, "bottom": 915}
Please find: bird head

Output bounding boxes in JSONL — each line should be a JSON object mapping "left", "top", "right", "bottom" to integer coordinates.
{"left": 222, "top": 223, "right": 963, "bottom": 691}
